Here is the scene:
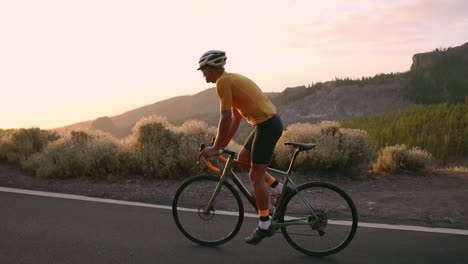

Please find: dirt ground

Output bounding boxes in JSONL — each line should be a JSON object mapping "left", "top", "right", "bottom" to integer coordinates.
{"left": 1, "top": 164, "right": 467, "bottom": 229}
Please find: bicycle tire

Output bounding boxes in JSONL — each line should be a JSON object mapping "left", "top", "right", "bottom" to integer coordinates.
{"left": 172, "top": 175, "right": 244, "bottom": 246}
{"left": 277, "top": 182, "right": 358, "bottom": 256}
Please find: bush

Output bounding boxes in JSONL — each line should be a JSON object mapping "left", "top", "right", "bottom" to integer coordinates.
{"left": 275, "top": 121, "right": 376, "bottom": 174}
{"left": 0, "top": 128, "right": 60, "bottom": 163}
{"left": 172, "top": 120, "right": 222, "bottom": 177}
{"left": 126, "top": 116, "right": 182, "bottom": 178}
{"left": 20, "top": 116, "right": 235, "bottom": 180}
{"left": 22, "top": 130, "right": 133, "bottom": 179}
{"left": 126, "top": 116, "right": 218, "bottom": 179}
{"left": 373, "top": 144, "right": 433, "bottom": 174}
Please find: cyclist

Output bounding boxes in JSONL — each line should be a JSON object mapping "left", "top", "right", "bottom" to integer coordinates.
{"left": 198, "top": 50, "right": 285, "bottom": 245}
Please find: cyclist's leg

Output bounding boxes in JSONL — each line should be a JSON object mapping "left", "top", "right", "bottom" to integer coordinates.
{"left": 237, "top": 147, "right": 253, "bottom": 172}
{"left": 239, "top": 139, "right": 282, "bottom": 192}
{"left": 250, "top": 163, "right": 270, "bottom": 214}
{"left": 246, "top": 162, "right": 275, "bottom": 245}
{"left": 245, "top": 115, "right": 283, "bottom": 245}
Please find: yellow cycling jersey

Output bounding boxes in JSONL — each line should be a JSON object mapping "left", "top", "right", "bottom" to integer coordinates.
{"left": 216, "top": 72, "right": 276, "bottom": 125}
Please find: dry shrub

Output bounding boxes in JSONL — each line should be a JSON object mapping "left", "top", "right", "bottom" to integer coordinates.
{"left": 20, "top": 116, "right": 234, "bottom": 180}
{"left": 0, "top": 128, "right": 60, "bottom": 163}
{"left": 22, "top": 130, "right": 133, "bottom": 179}
{"left": 275, "top": 121, "right": 376, "bottom": 174}
{"left": 373, "top": 144, "right": 433, "bottom": 174}
{"left": 172, "top": 120, "right": 218, "bottom": 177}
{"left": 127, "top": 117, "right": 218, "bottom": 179}
{"left": 127, "top": 118, "right": 181, "bottom": 178}
{"left": 443, "top": 166, "right": 468, "bottom": 173}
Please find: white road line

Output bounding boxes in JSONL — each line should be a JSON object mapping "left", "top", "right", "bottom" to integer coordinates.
{"left": 1, "top": 186, "right": 467, "bottom": 236}
{"left": 0, "top": 186, "right": 172, "bottom": 210}
{"left": 357, "top": 222, "right": 468, "bottom": 235}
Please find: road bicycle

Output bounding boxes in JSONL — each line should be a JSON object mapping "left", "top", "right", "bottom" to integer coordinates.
{"left": 172, "top": 142, "right": 358, "bottom": 256}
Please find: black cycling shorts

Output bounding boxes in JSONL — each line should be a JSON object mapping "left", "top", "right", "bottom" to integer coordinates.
{"left": 243, "top": 114, "right": 283, "bottom": 164}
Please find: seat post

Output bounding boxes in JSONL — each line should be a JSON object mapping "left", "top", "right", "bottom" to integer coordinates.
{"left": 286, "top": 149, "right": 302, "bottom": 174}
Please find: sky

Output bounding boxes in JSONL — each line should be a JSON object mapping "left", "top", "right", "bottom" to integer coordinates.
{"left": 1, "top": 0, "right": 467, "bottom": 129}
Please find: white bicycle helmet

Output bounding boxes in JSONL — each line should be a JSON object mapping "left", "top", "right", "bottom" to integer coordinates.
{"left": 197, "top": 50, "right": 227, "bottom": 70}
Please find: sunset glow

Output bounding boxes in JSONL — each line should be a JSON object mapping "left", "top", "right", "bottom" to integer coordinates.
{"left": 1, "top": 0, "right": 467, "bottom": 129}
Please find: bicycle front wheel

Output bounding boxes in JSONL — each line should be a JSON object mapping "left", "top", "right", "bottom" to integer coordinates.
{"left": 172, "top": 175, "right": 244, "bottom": 246}
{"left": 278, "top": 182, "right": 358, "bottom": 256}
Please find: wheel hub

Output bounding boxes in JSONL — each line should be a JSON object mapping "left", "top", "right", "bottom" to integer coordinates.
{"left": 198, "top": 207, "right": 215, "bottom": 221}
{"left": 310, "top": 210, "right": 328, "bottom": 230}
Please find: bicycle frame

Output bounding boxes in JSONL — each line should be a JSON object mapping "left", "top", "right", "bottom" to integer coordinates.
{"left": 204, "top": 148, "right": 320, "bottom": 227}
{"left": 174, "top": 143, "right": 358, "bottom": 256}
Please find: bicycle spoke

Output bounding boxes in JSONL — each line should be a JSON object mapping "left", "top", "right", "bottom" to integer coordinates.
{"left": 279, "top": 182, "right": 358, "bottom": 257}
{"left": 172, "top": 175, "right": 244, "bottom": 246}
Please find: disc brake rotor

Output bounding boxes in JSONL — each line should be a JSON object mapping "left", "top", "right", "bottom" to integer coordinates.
{"left": 310, "top": 210, "right": 328, "bottom": 231}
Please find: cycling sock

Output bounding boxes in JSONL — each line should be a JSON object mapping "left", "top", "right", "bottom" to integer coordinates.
{"left": 258, "top": 209, "right": 271, "bottom": 230}
{"left": 259, "top": 220, "right": 271, "bottom": 230}
{"left": 265, "top": 176, "right": 277, "bottom": 186}
{"left": 275, "top": 183, "right": 284, "bottom": 194}
{"left": 265, "top": 177, "right": 283, "bottom": 194}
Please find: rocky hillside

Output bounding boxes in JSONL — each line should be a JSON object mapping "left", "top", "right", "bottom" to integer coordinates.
{"left": 55, "top": 42, "right": 467, "bottom": 139}
{"left": 411, "top": 42, "right": 468, "bottom": 70}
{"left": 274, "top": 78, "right": 414, "bottom": 124}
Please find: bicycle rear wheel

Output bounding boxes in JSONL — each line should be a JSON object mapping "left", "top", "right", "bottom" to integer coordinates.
{"left": 172, "top": 175, "right": 244, "bottom": 246}
{"left": 278, "top": 182, "right": 358, "bottom": 256}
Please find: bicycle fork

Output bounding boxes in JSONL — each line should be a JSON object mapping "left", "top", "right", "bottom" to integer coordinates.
{"left": 204, "top": 156, "right": 235, "bottom": 213}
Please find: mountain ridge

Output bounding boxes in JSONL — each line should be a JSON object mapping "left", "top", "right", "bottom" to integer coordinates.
{"left": 55, "top": 42, "right": 468, "bottom": 139}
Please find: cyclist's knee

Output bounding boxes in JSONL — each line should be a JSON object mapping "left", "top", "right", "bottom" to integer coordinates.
{"left": 249, "top": 164, "right": 268, "bottom": 183}
{"left": 238, "top": 148, "right": 251, "bottom": 172}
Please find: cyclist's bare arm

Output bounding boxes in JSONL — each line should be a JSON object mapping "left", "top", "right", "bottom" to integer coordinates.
{"left": 201, "top": 109, "right": 233, "bottom": 159}
{"left": 223, "top": 108, "right": 242, "bottom": 146}
{"left": 214, "top": 109, "right": 233, "bottom": 149}
{"left": 201, "top": 108, "right": 241, "bottom": 159}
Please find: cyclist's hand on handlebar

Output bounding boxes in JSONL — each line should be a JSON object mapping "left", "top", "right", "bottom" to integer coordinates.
{"left": 200, "top": 146, "right": 221, "bottom": 160}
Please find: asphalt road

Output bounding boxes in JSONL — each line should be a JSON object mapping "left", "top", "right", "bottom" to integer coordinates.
{"left": 1, "top": 190, "right": 467, "bottom": 264}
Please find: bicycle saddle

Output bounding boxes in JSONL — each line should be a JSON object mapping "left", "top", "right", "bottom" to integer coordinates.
{"left": 284, "top": 142, "right": 317, "bottom": 151}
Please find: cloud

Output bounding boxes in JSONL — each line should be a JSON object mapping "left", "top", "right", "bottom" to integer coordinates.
{"left": 389, "top": 0, "right": 468, "bottom": 24}
{"left": 305, "top": 0, "right": 468, "bottom": 54}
